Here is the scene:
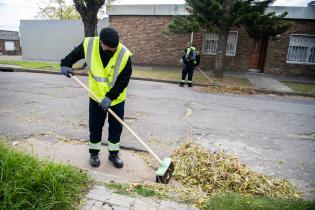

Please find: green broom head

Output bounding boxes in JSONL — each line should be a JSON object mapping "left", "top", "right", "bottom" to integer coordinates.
{"left": 156, "top": 158, "right": 174, "bottom": 184}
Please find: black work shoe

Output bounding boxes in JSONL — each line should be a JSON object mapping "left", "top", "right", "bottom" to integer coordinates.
{"left": 109, "top": 152, "right": 124, "bottom": 168}
{"left": 179, "top": 82, "right": 184, "bottom": 87}
{"left": 90, "top": 153, "right": 100, "bottom": 167}
{"left": 188, "top": 83, "right": 193, "bottom": 87}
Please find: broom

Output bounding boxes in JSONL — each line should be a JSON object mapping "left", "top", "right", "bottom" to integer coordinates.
{"left": 196, "top": 67, "right": 214, "bottom": 85}
{"left": 70, "top": 74, "right": 174, "bottom": 184}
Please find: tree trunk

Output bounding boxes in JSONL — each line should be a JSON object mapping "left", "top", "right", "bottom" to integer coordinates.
{"left": 73, "top": 0, "right": 104, "bottom": 37}
{"left": 213, "top": 0, "right": 234, "bottom": 78}
{"left": 82, "top": 13, "right": 98, "bottom": 36}
{"left": 214, "top": 29, "right": 229, "bottom": 78}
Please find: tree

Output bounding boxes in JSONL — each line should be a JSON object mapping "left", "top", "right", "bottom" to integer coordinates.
{"left": 232, "top": 0, "right": 292, "bottom": 40}
{"left": 166, "top": 16, "right": 200, "bottom": 35}
{"left": 73, "top": 0, "right": 110, "bottom": 36}
{"left": 37, "top": 0, "right": 81, "bottom": 20}
{"left": 168, "top": 0, "right": 234, "bottom": 78}
{"left": 38, "top": 0, "right": 113, "bottom": 36}
{"left": 167, "top": 0, "right": 291, "bottom": 78}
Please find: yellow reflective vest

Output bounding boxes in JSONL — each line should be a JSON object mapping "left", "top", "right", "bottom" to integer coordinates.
{"left": 185, "top": 46, "right": 199, "bottom": 65}
{"left": 83, "top": 37, "right": 132, "bottom": 106}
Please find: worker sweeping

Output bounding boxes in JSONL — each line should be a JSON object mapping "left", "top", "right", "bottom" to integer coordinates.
{"left": 179, "top": 43, "right": 200, "bottom": 87}
{"left": 60, "top": 27, "right": 132, "bottom": 169}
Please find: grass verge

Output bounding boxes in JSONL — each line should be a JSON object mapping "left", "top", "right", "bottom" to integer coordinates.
{"left": 0, "top": 60, "right": 60, "bottom": 70}
{"left": 104, "top": 182, "right": 166, "bottom": 199}
{"left": 281, "top": 81, "right": 315, "bottom": 94}
{"left": 203, "top": 192, "right": 315, "bottom": 210}
{"left": 133, "top": 67, "right": 252, "bottom": 88}
{"left": 0, "top": 142, "right": 92, "bottom": 210}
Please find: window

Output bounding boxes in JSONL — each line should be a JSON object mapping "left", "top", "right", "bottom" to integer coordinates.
{"left": 287, "top": 35, "right": 315, "bottom": 64}
{"left": 203, "top": 33, "right": 218, "bottom": 54}
{"left": 226, "top": 32, "right": 238, "bottom": 56}
{"left": 5, "top": 41, "right": 15, "bottom": 51}
{"left": 203, "top": 31, "right": 238, "bottom": 56}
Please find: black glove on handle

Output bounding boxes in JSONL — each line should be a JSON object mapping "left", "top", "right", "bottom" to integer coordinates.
{"left": 61, "top": 66, "right": 74, "bottom": 78}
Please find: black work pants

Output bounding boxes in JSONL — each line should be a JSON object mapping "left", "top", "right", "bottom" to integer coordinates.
{"left": 89, "top": 98, "right": 125, "bottom": 154}
{"left": 181, "top": 64, "right": 195, "bottom": 83}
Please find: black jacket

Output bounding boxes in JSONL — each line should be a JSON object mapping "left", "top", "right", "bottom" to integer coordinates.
{"left": 181, "top": 47, "right": 200, "bottom": 66}
{"left": 60, "top": 41, "right": 132, "bottom": 101}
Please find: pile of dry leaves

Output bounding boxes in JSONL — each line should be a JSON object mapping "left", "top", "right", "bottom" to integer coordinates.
{"left": 171, "top": 142, "right": 300, "bottom": 199}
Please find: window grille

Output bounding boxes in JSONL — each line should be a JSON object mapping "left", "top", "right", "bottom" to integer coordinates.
{"left": 203, "top": 32, "right": 238, "bottom": 56}
{"left": 287, "top": 35, "right": 315, "bottom": 64}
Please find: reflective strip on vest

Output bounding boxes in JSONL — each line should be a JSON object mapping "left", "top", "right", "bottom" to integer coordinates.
{"left": 110, "top": 47, "right": 126, "bottom": 87}
{"left": 89, "top": 141, "right": 101, "bottom": 150}
{"left": 86, "top": 37, "right": 109, "bottom": 83}
{"left": 186, "top": 47, "right": 191, "bottom": 60}
{"left": 86, "top": 37, "right": 94, "bottom": 70}
{"left": 108, "top": 141, "right": 120, "bottom": 151}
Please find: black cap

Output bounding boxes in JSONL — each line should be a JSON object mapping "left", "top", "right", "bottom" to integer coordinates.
{"left": 99, "top": 27, "right": 119, "bottom": 48}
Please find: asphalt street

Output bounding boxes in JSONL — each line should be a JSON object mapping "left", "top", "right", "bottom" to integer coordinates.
{"left": 0, "top": 71, "right": 314, "bottom": 199}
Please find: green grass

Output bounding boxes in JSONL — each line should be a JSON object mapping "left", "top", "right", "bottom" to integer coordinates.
{"left": 0, "top": 143, "right": 92, "bottom": 210}
{"left": 0, "top": 60, "right": 60, "bottom": 70}
{"left": 104, "top": 182, "right": 129, "bottom": 195}
{"left": 282, "top": 81, "right": 315, "bottom": 94}
{"left": 133, "top": 68, "right": 180, "bottom": 81}
{"left": 133, "top": 68, "right": 252, "bottom": 87}
{"left": 104, "top": 182, "right": 165, "bottom": 199}
{"left": 203, "top": 192, "right": 315, "bottom": 210}
{"left": 134, "top": 186, "right": 163, "bottom": 197}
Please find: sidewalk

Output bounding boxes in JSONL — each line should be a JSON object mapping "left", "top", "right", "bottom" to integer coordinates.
{"left": 83, "top": 186, "right": 198, "bottom": 210}
{"left": 245, "top": 73, "right": 293, "bottom": 92}
{"left": 14, "top": 136, "right": 199, "bottom": 210}
{"left": 224, "top": 71, "right": 315, "bottom": 90}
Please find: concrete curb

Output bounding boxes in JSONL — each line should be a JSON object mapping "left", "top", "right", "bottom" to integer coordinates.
{"left": 1, "top": 66, "right": 315, "bottom": 98}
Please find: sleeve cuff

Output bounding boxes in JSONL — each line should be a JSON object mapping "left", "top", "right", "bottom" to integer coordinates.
{"left": 105, "top": 92, "right": 115, "bottom": 101}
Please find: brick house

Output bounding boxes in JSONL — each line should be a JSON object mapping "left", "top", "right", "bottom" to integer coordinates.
{"left": 0, "top": 30, "right": 21, "bottom": 55}
{"left": 107, "top": 3, "right": 315, "bottom": 77}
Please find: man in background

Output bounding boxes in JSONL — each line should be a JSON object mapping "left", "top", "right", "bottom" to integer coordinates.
{"left": 180, "top": 43, "right": 200, "bottom": 87}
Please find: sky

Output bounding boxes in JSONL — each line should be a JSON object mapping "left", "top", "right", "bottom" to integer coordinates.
{"left": 0, "top": 0, "right": 312, "bottom": 31}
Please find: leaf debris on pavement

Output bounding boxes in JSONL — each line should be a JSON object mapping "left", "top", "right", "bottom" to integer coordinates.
{"left": 171, "top": 142, "right": 300, "bottom": 199}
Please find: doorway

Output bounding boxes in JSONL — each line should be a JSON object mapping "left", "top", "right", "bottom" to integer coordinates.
{"left": 249, "top": 38, "right": 268, "bottom": 73}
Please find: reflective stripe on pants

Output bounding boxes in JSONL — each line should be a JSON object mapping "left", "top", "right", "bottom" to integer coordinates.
{"left": 108, "top": 141, "right": 120, "bottom": 151}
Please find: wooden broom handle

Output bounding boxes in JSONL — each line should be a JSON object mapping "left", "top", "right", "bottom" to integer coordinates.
{"left": 196, "top": 67, "right": 213, "bottom": 84}
{"left": 71, "top": 75, "right": 162, "bottom": 163}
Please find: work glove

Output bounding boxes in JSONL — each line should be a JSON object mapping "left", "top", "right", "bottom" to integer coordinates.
{"left": 60, "top": 66, "right": 74, "bottom": 78}
{"left": 99, "top": 97, "right": 112, "bottom": 112}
